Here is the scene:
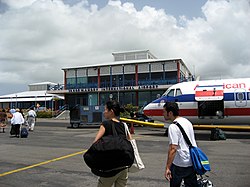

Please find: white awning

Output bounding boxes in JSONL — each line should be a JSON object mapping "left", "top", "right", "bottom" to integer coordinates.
{"left": 0, "top": 96, "right": 63, "bottom": 103}
{"left": 0, "top": 90, "right": 64, "bottom": 103}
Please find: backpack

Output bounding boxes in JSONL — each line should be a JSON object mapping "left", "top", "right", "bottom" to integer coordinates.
{"left": 210, "top": 128, "right": 226, "bottom": 140}
{"left": 175, "top": 122, "right": 211, "bottom": 175}
{"left": 83, "top": 121, "right": 134, "bottom": 177}
{"left": 21, "top": 127, "right": 28, "bottom": 138}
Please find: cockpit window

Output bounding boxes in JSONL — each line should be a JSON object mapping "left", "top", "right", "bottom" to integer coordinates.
{"left": 167, "top": 89, "right": 175, "bottom": 97}
{"left": 176, "top": 88, "right": 182, "bottom": 96}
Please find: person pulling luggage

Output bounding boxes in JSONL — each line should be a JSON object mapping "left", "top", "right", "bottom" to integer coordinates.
{"left": 11, "top": 108, "right": 24, "bottom": 138}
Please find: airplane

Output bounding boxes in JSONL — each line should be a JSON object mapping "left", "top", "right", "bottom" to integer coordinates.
{"left": 143, "top": 78, "right": 250, "bottom": 127}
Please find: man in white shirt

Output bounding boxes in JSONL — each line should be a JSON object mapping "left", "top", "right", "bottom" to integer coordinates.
{"left": 163, "top": 102, "right": 198, "bottom": 187}
{"left": 11, "top": 108, "right": 24, "bottom": 138}
{"left": 27, "top": 109, "right": 37, "bottom": 131}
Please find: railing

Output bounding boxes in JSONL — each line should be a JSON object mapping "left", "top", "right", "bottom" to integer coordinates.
{"left": 53, "top": 105, "right": 69, "bottom": 117}
{"left": 138, "top": 79, "right": 177, "bottom": 86}
{"left": 27, "top": 105, "right": 35, "bottom": 110}
{"left": 66, "top": 83, "right": 98, "bottom": 89}
{"left": 66, "top": 79, "right": 178, "bottom": 90}
{"left": 100, "top": 80, "right": 136, "bottom": 88}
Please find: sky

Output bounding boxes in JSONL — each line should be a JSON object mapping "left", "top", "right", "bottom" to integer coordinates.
{"left": 0, "top": 0, "right": 250, "bottom": 95}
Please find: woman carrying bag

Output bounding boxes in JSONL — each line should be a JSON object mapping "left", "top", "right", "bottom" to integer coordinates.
{"left": 93, "top": 100, "right": 133, "bottom": 187}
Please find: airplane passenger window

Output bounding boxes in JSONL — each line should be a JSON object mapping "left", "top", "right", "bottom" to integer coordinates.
{"left": 167, "top": 89, "right": 175, "bottom": 97}
{"left": 176, "top": 88, "right": 182, "bottom": 96}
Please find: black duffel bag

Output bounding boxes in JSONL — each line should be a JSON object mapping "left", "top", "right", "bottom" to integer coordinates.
{"left": 83, "top": 121, "right": 134, "bottom": 177}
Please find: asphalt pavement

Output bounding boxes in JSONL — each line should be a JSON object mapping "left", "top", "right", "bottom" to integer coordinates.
{"left": 0, "top": 118, "right": 250, "bottom": 187}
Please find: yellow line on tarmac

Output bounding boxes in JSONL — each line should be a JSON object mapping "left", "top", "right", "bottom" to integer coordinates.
{"left": 0, "top": 150, "right": 87, "bottom": 177}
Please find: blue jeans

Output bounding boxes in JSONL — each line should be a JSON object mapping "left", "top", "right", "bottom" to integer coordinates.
{"left": 170, "top": 164, "right": 198, "bottom": 187}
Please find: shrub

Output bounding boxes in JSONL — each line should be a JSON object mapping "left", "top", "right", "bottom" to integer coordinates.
{"left": 37, "top": 111, "right": 53, "bottom": 118}
{"left": 121, "top": 104, "right": 139, "bottom": 118}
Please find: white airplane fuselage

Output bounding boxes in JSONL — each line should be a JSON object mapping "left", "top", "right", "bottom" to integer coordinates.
{"left": 143, "top": 78, "right": 250, "bottom": 125}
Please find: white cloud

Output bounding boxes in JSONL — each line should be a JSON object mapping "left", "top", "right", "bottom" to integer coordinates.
{"left": 1, "top": 0, "right": 37, "bottom": 9}
{"left": 0, "top": 0, "right": 250, "bottom": 95}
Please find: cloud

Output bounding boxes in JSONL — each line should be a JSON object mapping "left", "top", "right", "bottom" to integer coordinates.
{"left": 0, "top": 0, "right": 250, "bottom": 95}
{"left": 1, "top": 0, "right": 37, "bottom": 9}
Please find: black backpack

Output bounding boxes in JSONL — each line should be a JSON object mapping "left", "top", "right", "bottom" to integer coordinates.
{"left": 210, "top": 128, "right": 226, "bottom": 140}
{"left": 83, "top": 121, "right": 134, "bottom": 177}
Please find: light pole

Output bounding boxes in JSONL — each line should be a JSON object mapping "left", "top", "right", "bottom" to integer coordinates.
{"left": 35, "top": 96, "right": 37, "bottom": 110}
{"left": 10, "top": 97, "right": 12, "bottom": 108}
{"left": 89, "top": 94, "right": 92, "bottom": 106}
{"left": 51, "top": 96, "right": 54, "bottom": 115}
{"left": 45, "top": 92, "right": 47, "bottom": 110}
{"left": 15, "top": 94, "right": 17, "bottom": 108}
{"left": 117, "top": 89, "right": 120, "bottom": 102}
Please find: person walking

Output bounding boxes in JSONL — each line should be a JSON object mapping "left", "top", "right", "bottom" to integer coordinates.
{"left": 27, "top": 108, "right": 37, "bottom": 131}
{"left": 93, "top": 100, "right": 132, "bottom": 187}
{"left": 11, "top": 108, "right": 24, "bottom": 138}
{"left": 0, "top": 109, "right": 7, "bottom": 133}
{"left": 163, "top": 101, "right": 198, "bottom": 187}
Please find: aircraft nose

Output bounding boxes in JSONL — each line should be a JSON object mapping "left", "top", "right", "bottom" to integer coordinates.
{"left": 143, "top": 102, "right": 151, "bottom": 110}
{"left": 143, "top": 103, "right": 151, "bottom": 116}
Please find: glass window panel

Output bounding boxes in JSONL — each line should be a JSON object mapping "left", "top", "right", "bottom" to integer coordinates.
{"left": 100, "top": 75, "right": 110, "bottom": 87}
{"left": 151, "top": 62, "right": 163, "bottom": 72}
{"left": 77, "top": 68, "right": 86, "bottom": 77}
{"left": 176, "top": 89, "right": 182, "bottom": 96}
{"left": 66, "top": 69, "right": 75, "bottom": 78}
{"left": 167, "top": 89, "right": 175, "bottom": 97}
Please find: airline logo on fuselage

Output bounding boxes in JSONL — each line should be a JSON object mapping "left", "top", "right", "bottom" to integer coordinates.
{"left": 194, "top": 82, "right": 247, "bottom": 90}
{"left": 223, "top": 82, "right": 246, "bottom": 89}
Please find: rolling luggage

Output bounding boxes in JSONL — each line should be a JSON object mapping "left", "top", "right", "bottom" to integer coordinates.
{"left": 20, "top": 126, "right": 28, "bottom": 138}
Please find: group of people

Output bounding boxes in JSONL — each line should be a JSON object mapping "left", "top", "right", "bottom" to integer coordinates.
{"left": 0, "top": 108, "right": 37, "bottom": 137}
{"left": 92, "top": 100, "right": 199, "bottom": 187}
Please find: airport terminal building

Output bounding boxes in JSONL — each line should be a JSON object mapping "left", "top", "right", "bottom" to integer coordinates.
{"left": 53, "top": 50, "right": 193, "bottom": 109}
{"left": 0, "top": 82, "right": 64, "bottom": 110}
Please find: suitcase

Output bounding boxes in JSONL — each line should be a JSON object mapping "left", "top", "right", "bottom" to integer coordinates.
{"left": 20, "top": 127, "right": 28, "bottom": 138}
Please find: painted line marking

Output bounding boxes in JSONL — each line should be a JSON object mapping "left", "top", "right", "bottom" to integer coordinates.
{"left": 0, "top": 150, "right": 87, "bottom": 177}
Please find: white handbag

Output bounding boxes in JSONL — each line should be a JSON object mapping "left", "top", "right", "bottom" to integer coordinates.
{"left": 124, "top": 123, "right": 145, "bottom": 173}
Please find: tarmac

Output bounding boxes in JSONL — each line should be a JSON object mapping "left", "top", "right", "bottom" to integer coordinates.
{"left": 0, "top": 118, "right": 250, "bottom": 187}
